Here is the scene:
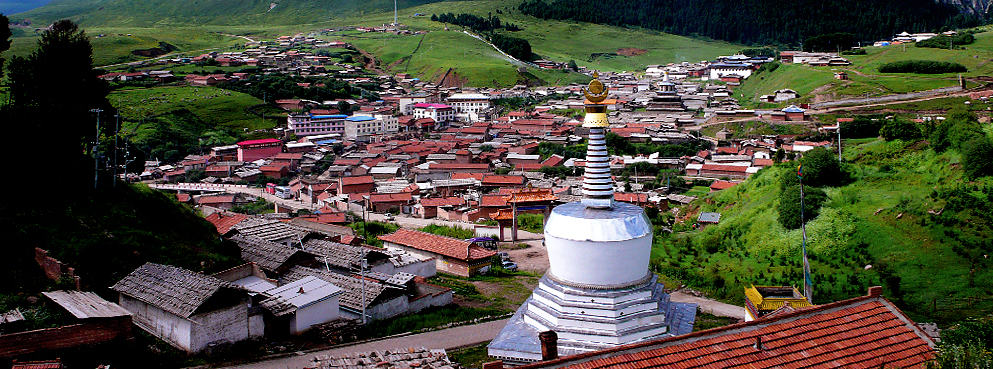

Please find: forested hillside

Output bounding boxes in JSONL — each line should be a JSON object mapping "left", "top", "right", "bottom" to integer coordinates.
{"left": 518, "top": 0, "right": 981, "bottom": 46}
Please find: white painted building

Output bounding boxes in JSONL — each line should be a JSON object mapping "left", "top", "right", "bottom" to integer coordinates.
{"left": 111, "top": 263, "right": 263, "bottom": 353}
{"left": 709, "top": 62, "right": 753, "bottom": 80}
{"left": 287, "top": 113, "right": 347, "bottom": 137}
{"left": 412, "top": 103, "right": 455, "bottom": 129}
{"left": 343, "top": 114, "right": 399, "bottom": 142}
{"left": 260, "top": 276, "right": 342, "bottom": 334}
{"left": 446, "top": 93, "right": 491, "bottom": 122}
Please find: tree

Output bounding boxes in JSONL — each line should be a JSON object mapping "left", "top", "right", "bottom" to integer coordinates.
{"left": 3, "top": 20, "right": 115, "bottom": 190}
{"left": 796, "top": 147, "right": 844, "bottom": 187}
{"left": 567, "top": 59, "right": 578, "bottom": 71}
{"left": 962, "top": 138, "right": 993, "bottom": 180}
{"left": 777, "top": 185, "right": 827, "bottom": 230}
{"left": 880, "top": 118, "right": 922, "bottom": 141}
{"left": 0, "top": 14, "right": 11, "bottom": 80}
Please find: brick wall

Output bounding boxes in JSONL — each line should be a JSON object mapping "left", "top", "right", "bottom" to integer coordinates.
{"left": 0, "top": 317, "right": 132, "bottom": 357}
{"left": 34, "top": 248, "right": 80, "bottom": 289}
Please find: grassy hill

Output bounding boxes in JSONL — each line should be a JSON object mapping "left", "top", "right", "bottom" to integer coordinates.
{"left": 653, "top": 128, "right": 993, "bottom": 324}
{"left": 737, "top": 28, "right": 993, "bottom": 108}
{"left": 7, "top": 0, "right": 742, "bottom": 86}
{"left": 11, "top": 0, "right": 455, "bottom": 26}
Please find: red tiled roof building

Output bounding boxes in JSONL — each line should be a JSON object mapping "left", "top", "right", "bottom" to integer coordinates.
{"left": 378, "top": 228, "right": 495, "bottom": 277}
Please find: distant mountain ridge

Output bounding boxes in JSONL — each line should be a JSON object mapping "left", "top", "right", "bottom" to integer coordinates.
{"left": 517, "top": 0, "right": 983, "bottom": 46}
{"left": 10, "top": 0, "right": 453, "bottom": 26}
{"left": 943, "top": 0, "right": 993, "bottom": 17}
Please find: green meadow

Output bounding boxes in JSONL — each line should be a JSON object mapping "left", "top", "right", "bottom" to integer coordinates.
{"left": 652, "top": 129, "right": 993, "bottom": 324}
{"left": 109, "top": 85, "right": 277, "bottom": 131}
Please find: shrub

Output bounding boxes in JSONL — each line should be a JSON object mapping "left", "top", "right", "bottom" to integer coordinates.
{"left": 962, "top": 138, "right": 993, "bottom": 179}
{"left": 878, "top": 60, "right": 967, "bottom": 74}
{"left": 879, "top": 118, "right": 923, "bottom": 141}
{"left": 840, "top": 116, "right": 882, "bottom": 138}
{"left": 777, "top": 185, "right": 827, "bottom": 230}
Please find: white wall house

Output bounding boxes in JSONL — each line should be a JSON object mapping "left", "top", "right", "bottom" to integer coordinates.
{"left": 446, "top": 93, "right": 491, "bottom": 122}
{"left": 111, "top": 263, "right": 263, "bottom": 353}
{"left": 412, "top": 103, "right": 455, "bottom": 130}
{"left": 709, "top": 63, "right": 753, "bottom": 80}
{"left": 260, "top": 276, "right": 342, "bottom": 334}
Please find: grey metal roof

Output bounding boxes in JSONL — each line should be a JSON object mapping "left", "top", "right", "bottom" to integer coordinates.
{"left": 282, "top": 266, "right": 386, "bottom": 311}
{"left": 698, "top": 212, "right": 722, "bottom": 223}
{"left": 261, "top": 276, "right": 342, "bottom": 317}
{"left": 42, "top": 291, "right": 131, "bottom": 319}
{"left": 110, "top": 263, "right": 234, "bottom": 318}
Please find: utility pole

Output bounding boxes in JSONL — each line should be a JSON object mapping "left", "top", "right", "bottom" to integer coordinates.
{"left": 837, "top": 124, "right": 842, "bottom": 163}
{"left": 361, "top": 258, "right": 368, "bottom": 324}
{"left": 114, "top": 114, "right": 120, "bottom": 187}
{"left": 90, "top": 108, "right": 104, "bottom": 189}
{"left": 798, "top": 164, "right": 813, "bottom": 304}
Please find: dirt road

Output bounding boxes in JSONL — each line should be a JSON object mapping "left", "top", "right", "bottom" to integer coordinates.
{"left": 223, "top": 318, "right": 510, "bottom": 369}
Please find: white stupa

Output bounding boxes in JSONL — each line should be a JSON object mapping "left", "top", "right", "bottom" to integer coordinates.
{"left": 487, "top": 73, "right": 697, "bottom": 364}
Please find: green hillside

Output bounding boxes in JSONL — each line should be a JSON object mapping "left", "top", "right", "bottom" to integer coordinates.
{"left": 12, "top": 0, "right": 455, "bottom": 26}
{"left": 653, "top": 122, "right": 993, "bottom": 323}
{"left": 737, "top": 29, "right": 993, "bottom": 108}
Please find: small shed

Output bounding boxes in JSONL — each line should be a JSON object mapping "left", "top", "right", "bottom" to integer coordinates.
{"left": 261, "top": 276, "right": 342, "bottom": 334}
{"left": 698, "top": 212, "right": 722, "bottom": 228}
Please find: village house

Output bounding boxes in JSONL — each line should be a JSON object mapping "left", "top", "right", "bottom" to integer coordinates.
{"left": 111, "top": 263, "right": 263, "bottom": 353}
{"left": 379, "top": 229, "right": 497, "bottom": 277}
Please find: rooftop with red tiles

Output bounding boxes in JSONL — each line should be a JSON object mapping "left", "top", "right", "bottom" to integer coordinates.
{"left": 378, "top": 228, "right": 495, "bottom": 261}
{"left": 516, "top": 287, "right": 935, "bottom": 369}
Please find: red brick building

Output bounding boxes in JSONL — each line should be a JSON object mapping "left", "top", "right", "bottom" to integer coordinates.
{"left": 337, "top": 175, "right": 375, "bottom": 195}
{"left": 237, "top": 138, "right": 283, "bottom": 162}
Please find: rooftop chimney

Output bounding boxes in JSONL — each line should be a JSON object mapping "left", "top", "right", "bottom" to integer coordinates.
{"left": 539, "top": 330, "right": 558, "bottom": 361}
{"left": 753, "top": 336, "right": 764, "bottom": 351}
{"left": 868, "top": 286, "right": 883, "bottom": 297}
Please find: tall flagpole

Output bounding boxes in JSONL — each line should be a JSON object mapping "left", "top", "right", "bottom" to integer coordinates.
{"left": 798, "top": 163, "right": 813, "bottom": 304}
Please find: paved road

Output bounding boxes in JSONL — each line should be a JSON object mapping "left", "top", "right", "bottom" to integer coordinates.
{"left": 669, "top": 291, "right": 744, "bottom": 319}
{"left": 223, "top": 318, "right": 511, "bottom": 369}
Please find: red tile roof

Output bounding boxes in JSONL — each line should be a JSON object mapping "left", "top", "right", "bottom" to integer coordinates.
{"left": 614, "top": 192, "right": 649, "bottom": 203}
{"left": 429, "top": 163, "right": 491, "bottom": 171}
{"left": 521, "top": 288, "right": 935, "bottom": 369}
{"left": 378, "top": 228, "right": 495, "bottom": 261}
{"left": 701, "top": 164, "right": 750, "bottom": 173}
{"left": 204, "top": 211, "right": 249, "bottom": 234}
{"left": 481, "top": 175, "right": 526, "bottom": 186}
{"left": 197, "top": 195, "right": 236, "bottom": 205}
{"left": 753, "top": 158, "right": 774, "bottom": 167}
{"left": 368, "top": 192, "right": 412, "bottom": 203}
{"left": 541, "top": 154, "right": 565, "bottom": 167}
{"left": 420, "top": 197, "right": 466, "bottom": 207}
{"left": 710, "top": 180, "right": 738, "bottom": 190}
{"left": 340, "top": 175, "right": 374, "bottom": 186}
{"left": 480, "top": 194, "right": 511, "bottom": 207}
{"left": 716, "top": 146, "right": 740, "bottom": 154}
{"left": 451, "top": 173, "right": 486, "bottom": 181}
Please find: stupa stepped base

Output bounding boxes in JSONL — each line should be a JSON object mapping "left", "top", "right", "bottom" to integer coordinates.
{"left": 487, "top": 274, "right": 697, "bottom": 365}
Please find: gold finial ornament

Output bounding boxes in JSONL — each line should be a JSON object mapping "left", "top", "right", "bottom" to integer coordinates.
{"left": 583, "top": 71, "right": 608, "bottom": 103}
{"left": 582, "top": 71, "right": 609, "bottom": 128}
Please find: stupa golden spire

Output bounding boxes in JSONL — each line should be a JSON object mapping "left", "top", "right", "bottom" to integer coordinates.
{"left": 580, "top": 71, "right": 613, "bottom": 208}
